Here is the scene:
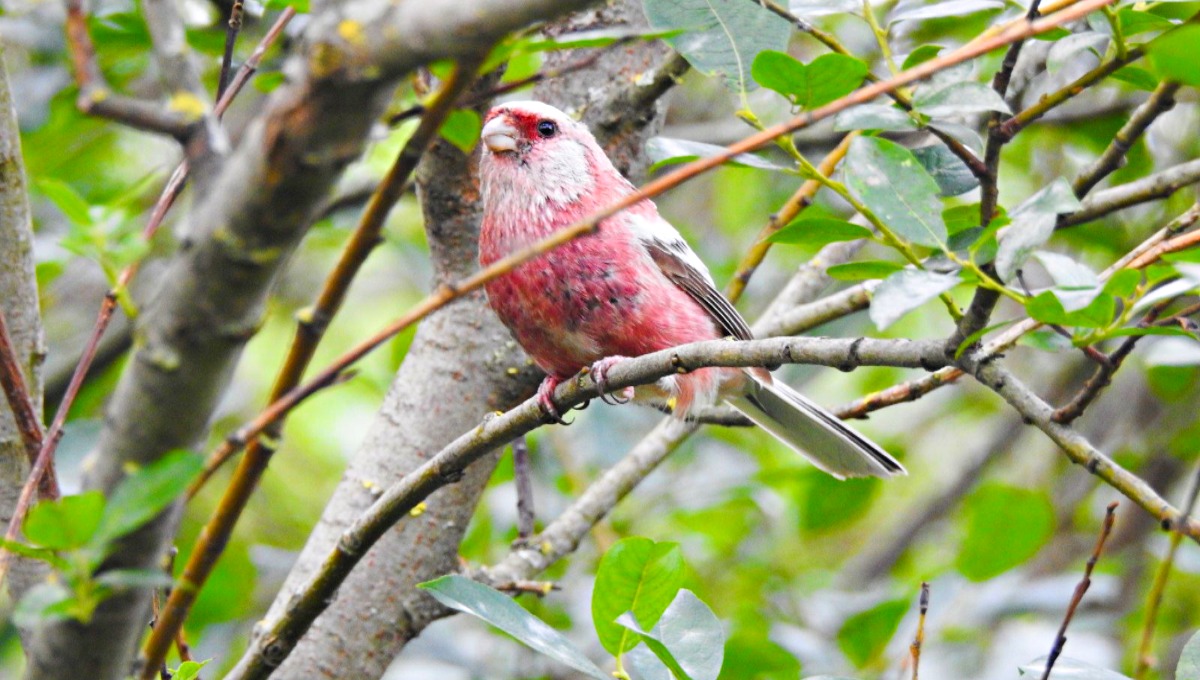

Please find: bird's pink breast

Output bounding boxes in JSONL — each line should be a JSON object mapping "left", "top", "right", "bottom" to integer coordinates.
{"left": 481, "top": 212, "right": 723, "bottom": 381}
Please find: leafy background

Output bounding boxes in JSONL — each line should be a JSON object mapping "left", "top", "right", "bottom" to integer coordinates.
{"left": 2, "top": 0, "right": 1200, "bottom": 678}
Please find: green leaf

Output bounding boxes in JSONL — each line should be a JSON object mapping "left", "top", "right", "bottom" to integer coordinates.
{"left": 438, "top": 109, "right": 481, "bottom": 155}
{"left": 0, "top": 538, "right": 61, "bottom": 566}
{"left": 752, "top": 52, "right": 867, "bottom": 109}
{"left": 171, "top": 660, "right": 211, "bottom": 680}
{"left": 1118, "top": 8, "right": 1175, "bottom": 37}
{"left": 751, "top": 51, "right": 807, "bottom": 102}
{"left": 1047, "top": 32, "right": 1109, "bottom": 74}
{"left": 1177, "top": 629, "right": 1200, "bottom": 680}
{"left": 93, "top": 450, "right": 203, "bottom": 547}
{"left": 803, "top": 54, "right": 869, "bottom": 109}
{"left": 956, "top": 484, "right": 1055, "bottom": 581}
{"left": 836, "top": 598, "right": 909, "bottom": 668}
{"left": 615, "top": 589, "right": 725, "bottom": 680}
{"left": 1019, "top": 656, "right": 1134, "bottom": 679}
{"left": 995, "top": 179, "right": 1083, "bottom": 282}
{"left": 828, "top": 260, "right": 904, "bottom": 281}
{"left": 36, "top": 178, "right": 94, "bottom": 225}
{"left": 843, "top": 137, "right": 947, "bottom": 248}
{"left": 264, "top": 0, "right": 309, "bottom": 11}
{"left": 914, "top": 82, "right": 1011, "bottom": 117}
{"left": 644, "top": 0, "right": 790, "bottom": 94}
{"left": 767, "top": 218, "right": 872, "bottom": 246}
{"left": 592, "top": 536, "right": 685, "bottom": 655}
{"left": 870, "top": 269, "right": 961, "bottom": 330}
{"left": 1026, "top": 290, "right": 1115, "bottom": 329}
{"left": 24, "top": 491, "right": 106, "bottom": 551}
{"left": 912, "top": 145, "right": 979, "bottom": 197}
{"left": 902, "top": 44, "right": 943, "bottom": 70}
{"left": 944, "top": 204, "right": 981, "bottom": 235}
{"left": 834, "top": 104, "right": 918, "bottom": 132}
{"left": 799, "top": 475, "right": 881, "bottom": 533}
{"left": 419, "top": 575, "right": 608, "bottom": 679}
{"left": 647, "top": 137, "right": 792, "bottom": 172}
{"left": 500, "top": 50, "right": 542, "bottom": 84}
{"left": 253, "top": 71, "right": 286, "bottom": 94}
{"left": 1148, "top": 24, "right": 1200, "bottom": 86}
{"left": 1111, "top": 66, "right": 1160, "bottom": 91}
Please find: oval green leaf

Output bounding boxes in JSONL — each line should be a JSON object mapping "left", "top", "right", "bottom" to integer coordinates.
{"left": 843, "top": 137, "right": 947, "bottom": 248}
{"left": 419, "top": 574, "right": 609, "bottom": 679}
{"left": 592, "top": 536, "right": 685, "bottom": 655}
{"left": 956, "top": 484, "right": 1054, "bottom": 581}
{"left": 767, "top": 218, "right": 872, "bottom": 246}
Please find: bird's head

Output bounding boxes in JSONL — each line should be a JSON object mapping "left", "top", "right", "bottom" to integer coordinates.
{"left": 479, "top": 101, "right": 619, "bottom": 211}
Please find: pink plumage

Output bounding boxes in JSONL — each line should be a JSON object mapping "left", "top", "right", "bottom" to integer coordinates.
{"left": 478, "top": 101, "right": 904, "bottom": 479}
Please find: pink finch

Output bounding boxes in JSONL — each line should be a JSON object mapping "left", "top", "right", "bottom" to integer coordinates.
{"left": 478, "top": 101, "right": 903, "bottom": 479}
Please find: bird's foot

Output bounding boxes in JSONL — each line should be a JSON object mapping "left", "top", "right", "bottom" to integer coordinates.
{"left": 589, "top": 356, "right": 634, "bottom": 405}
{"left": 536, "top": 376, "right": 570, "bottom": 425}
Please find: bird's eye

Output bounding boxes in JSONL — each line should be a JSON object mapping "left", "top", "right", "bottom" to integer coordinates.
{"left": 536, "top": 120, "right": 558, "bottom": 138}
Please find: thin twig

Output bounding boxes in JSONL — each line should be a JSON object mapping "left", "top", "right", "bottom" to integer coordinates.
{"left": 0, "top": 310, "right": 48, "bottom": 490}
{"left": 217, "top": 1, "right": 245, "bottom": 101}
{"left": 1073, "top": 81, "right": 1180, "bottom": 197}
{"left": 910, "top": 582, "right": 930, "bottom": 680}
{"left": 1039, "top": 502, "right": 1118, "bottom": 680}
{"left": 513, "top": 436, "right": 535, "bottom": 540}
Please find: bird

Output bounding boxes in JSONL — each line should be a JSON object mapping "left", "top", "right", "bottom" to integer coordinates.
{"left": 477, "top": 100, "right": 904, "bottom": 479}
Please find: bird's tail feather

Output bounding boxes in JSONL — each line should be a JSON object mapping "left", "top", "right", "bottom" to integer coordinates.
{"left": 725, "top": 372, "right": 905, "bottom": 480}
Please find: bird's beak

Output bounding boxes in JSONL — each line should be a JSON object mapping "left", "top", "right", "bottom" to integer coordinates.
{"left": 482, "top": 117, "right": 519, "bottom": 153}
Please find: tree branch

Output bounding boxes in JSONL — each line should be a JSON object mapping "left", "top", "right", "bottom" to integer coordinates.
{"left": 0, "top": 40, "right": 48, "bottom": 610}
{"left": 962, "top": 357, "right": 1200, "bottom": 541}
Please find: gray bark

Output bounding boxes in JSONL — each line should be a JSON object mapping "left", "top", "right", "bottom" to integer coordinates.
{"left": 246, "top": 2, "right": 678, "bottom": 677}
{"left": 21, "top": 1, "right": 593, "bottom": 678}
{"left": 0, "top": 40, "right": 48, "bottom": 607}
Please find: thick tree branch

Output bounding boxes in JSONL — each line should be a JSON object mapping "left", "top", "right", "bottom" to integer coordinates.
{"left": 0, "top": 40, "right": 48, "bottom": 609}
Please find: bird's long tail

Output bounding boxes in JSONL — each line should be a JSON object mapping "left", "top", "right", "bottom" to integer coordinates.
{"left": 725, "top": 371, "right": 905, "bottom": 480}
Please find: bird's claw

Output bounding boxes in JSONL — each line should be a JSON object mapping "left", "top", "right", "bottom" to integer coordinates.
{"left": 536, "top": 376, "right": 571, "bottom": 425}
{"left": 590, "top": 356, "right": 633, "bottom": 405}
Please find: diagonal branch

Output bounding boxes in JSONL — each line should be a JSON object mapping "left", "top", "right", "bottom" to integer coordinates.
{"left": 962, "top": 357, "right": 1200, "bottom": 541}
{"left": 227, "top": 335, "right": 946, "bottom": 679}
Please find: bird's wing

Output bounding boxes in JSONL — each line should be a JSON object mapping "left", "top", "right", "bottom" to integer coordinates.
{"left": 628, "top": 213, "right": 754, "bottom": 341}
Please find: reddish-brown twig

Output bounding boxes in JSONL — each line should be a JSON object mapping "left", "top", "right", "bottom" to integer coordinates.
{"left": 1039, "top": 502, "right": 1118, "bottom": 680}
{"left": 0, "top": 310, "right": 51, "bottom": 496}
